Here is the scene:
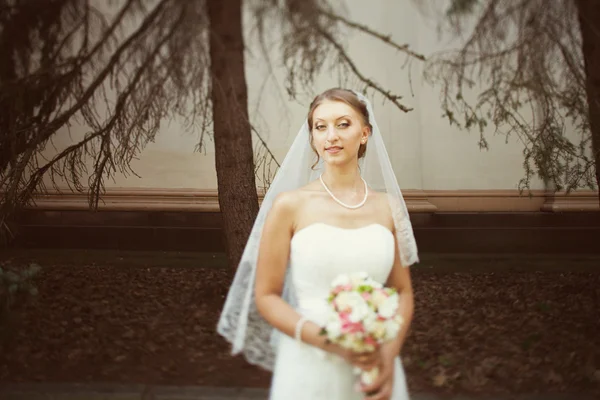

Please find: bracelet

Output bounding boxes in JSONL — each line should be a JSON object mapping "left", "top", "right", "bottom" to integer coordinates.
{"left": 294, "top": 316, "right": 309, "bottom": 342}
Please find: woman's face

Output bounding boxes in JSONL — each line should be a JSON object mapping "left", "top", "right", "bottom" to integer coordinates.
{"left": 311, "top": 100, "right": 369, "bottom": 167}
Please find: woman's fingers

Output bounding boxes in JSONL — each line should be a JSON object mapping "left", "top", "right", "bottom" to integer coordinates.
{"left": 360, "top": 370, "right": 385, "bottom": 394}
{"left": 349, "top": 350, "right": 379, "bottom": 366}
{"left": 364, "top": 384, "right": 392, "bottom": 400}
{"left": 360, "top": 359, "right": 393, "bottom": 397}
{"left": 355, "top": 358, "right": 379, "bottom": 370}
{"left": 352, "top": 361, "right": 374, "bottom": 369}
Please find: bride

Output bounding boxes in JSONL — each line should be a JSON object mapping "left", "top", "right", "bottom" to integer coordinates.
{"left": 217, "top": 88, "right": 419, "bottom": 400}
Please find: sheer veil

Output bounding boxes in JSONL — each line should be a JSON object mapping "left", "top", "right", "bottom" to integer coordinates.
{"left": 216, "top": 90, "right": 419, "bottom": 370}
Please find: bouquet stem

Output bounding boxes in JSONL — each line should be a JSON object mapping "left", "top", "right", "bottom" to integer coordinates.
{"left": 356, "top": 365, "right": 380, "bottom": 386}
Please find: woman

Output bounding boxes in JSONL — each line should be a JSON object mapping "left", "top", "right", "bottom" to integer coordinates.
{"left": 218, "top": 88, "right": 419, "bottom": 400}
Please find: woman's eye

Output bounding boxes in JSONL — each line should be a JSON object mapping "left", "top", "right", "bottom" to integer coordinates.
{"left": 315, "top": 125, "right": 325, "bottom": 130}
{"left": 338, "top": 122, "right": 349, "bottom": 128}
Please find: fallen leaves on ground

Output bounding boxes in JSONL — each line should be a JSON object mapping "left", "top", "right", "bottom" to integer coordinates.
{"left": 0, "top": 250, "right": 598, "bottom": 397}
{"left": 405, "top": 269, "right": 600, "bottom": 396}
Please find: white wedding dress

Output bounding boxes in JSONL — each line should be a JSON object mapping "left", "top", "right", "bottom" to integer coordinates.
{"left": 269, "top": 222, "right": 410, "bottom": 400}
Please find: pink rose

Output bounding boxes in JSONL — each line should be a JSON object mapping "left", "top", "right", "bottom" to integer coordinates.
{"left": 341, "top": 321, "right": 364, "bottom": 334}
{"left": 364, "top": 336, "right": 378, "bottom": 346}
{"left": 339, "top": 312, "right": 351, "bottom": 323}
{"left": 332, "top": 286, "right": 346, "bottom": 295}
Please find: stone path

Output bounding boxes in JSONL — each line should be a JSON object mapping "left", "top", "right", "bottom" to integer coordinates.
{"left": 0, "top": 383, "right": 596, "bottom": 400}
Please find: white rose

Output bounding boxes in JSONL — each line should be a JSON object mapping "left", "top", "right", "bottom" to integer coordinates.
{"left": 334, "top": 291, "right": 353, "bottom": 310}
{"left": 378, "top": 293, "right": 399, "bottom": 319}
{"left": 352, "top": 341, "right": 368, "bottom": 352}
{"left": 384, "top": 319, "right": 401, "bottom": 340}
{"left": 331, "top": 274, "right": 351, "bottom": 288}
{"left": 362, "top": 313, "right": 377, "bottom": 331}
{"left": 364, "top": 277, "right": 383, "bottom": 289}
{"left": 350, "top": 305, "right": 370, "bottom": 323}
{"left": 325, "top": 313, "right": 343, "bottom": 341}
{"left": 343, "top": 334, "right": 367, "bottom": 352}
{"left": 370, "top": 320, "right": 387, "bottom": 340}
{"left": 350, "top": 272, "right": 369, "bottom": 286}
{"left": 339, "top": 333, "right": 357, "bottom": 349}
{"left": 370, "top": 290, "right": 388, "bottom": 308}
{"left": 345, "top": 292, "right": 370, "bottom": 322}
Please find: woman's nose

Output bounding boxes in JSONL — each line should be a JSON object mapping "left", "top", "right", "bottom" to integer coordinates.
{"left": 326, "top": 126, "right": 338, "bottom": 141}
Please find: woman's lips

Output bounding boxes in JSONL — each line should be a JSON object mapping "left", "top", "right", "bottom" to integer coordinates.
{"left": 325, "top": 146, "right": 342, "bottom": 154}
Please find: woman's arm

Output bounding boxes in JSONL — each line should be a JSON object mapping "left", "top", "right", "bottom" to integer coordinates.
{"left": 254, "top": 192, "right": 330, "bottom": 350}
{"left": 361, "top": 195, "right": 416, "bottom": 399}
{"left": 361, "top": 239, "right": 414, "bottom": 400}
{"left": 381, "top": 194, "right": 415, "bottom": 355}
{"left": 384, "top": 241, "right": 415, "bottom": 356}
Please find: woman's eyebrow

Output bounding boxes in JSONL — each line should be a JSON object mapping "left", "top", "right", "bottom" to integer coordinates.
{"left": 314, "top": 115, "right": 352, "bottom": 122}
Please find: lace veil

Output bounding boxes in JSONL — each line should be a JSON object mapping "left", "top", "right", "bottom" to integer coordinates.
{"left": 216, "top": 90, "right": 419, "bottom": 370}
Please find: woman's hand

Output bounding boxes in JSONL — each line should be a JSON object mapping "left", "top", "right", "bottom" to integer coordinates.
{"left": 327, "top": 343, "right": 381, "bottom": 371}
{"left": 358, "top": 341, "right": 398, "bottom": 399}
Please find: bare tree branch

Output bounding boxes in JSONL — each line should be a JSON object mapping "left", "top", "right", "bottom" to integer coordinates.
{"left": 317, "top": 8, "right": 426, "bottom": 62}
{"left": 0, "top": 0, "right": 433, "bottom": 245}
{"left": 248, "top": 0, "right": 419, "bottom": 114}
{"left": 421, "top": 0, "right": 596, "bottom": 193}
{"left": 0, "top": 0, "right": 213, "bottom": 241}
{"left": 314, "top": 24, "right": 414, "bottom": 113}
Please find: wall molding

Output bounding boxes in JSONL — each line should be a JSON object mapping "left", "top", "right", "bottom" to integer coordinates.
{"left": 26, "top": 187, "right": 599, "bottom": 212}
{"left": 428, "top": 189, "right": 599, "bottom": 212}
{"left": 541, "top": 190, "right": 600, "bottom": 212}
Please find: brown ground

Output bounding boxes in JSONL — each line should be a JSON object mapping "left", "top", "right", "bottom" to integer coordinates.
{"left": 0, "top": 249, "right": 599, "bottom": 397}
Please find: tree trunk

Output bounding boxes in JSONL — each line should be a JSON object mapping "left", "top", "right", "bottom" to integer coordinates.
{"left": 575, "top": 0, "right": 600, "bottom": 204}
{"left": 207, "top": 0, "right": 259, "bottom": 268}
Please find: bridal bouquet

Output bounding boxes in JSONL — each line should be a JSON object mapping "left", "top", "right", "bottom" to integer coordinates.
{"left": 320, "top": 272, "right": 403, "bottom": 386}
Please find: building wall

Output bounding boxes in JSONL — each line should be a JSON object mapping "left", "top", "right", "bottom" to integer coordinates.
{"left": 35, "top": 0, "right": 598, "bottom": 212}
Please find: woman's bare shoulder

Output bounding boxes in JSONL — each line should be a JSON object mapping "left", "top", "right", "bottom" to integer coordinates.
{"left": 368, "top": 189, "right": 396, "bottom": 228}
{"left": 368, "top": 188, "right": 389, "bottom": 206}
{"left": 270, "top": 180, "right": 322, "bottom": 211}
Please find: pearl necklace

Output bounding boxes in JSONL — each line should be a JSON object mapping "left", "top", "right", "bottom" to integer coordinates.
{"left": 319, "top": 174, "right": 368, "bottom": 209}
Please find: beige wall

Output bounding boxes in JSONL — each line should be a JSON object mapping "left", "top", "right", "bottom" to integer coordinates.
{"left": 40, "top": 0, "right": 596, "bottom": 210}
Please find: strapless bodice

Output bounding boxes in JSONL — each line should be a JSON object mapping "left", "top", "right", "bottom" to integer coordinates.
{"left": 289, "top": 223, "right": 395, "bottom": 324}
